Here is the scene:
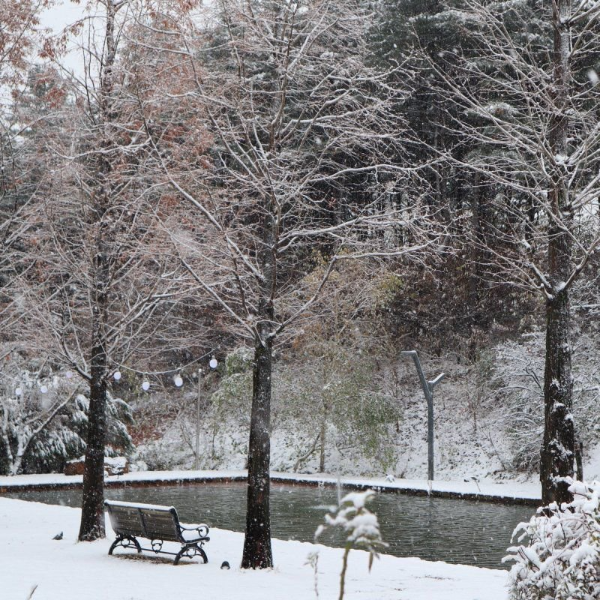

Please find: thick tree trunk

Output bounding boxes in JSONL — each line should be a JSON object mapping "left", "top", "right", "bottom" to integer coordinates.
{"left": 541, "top": 289, "right": 575, "bottom": 505}
{"left": 78, "top": 343, "right": 108, "bottom": 540}
{"left": 241, "top": 199, "right": 276, "bottom": 568}
{"left": 540, "top": 0, "right": 575, "bottom": 506}
{"left": 241, "top": 333, "right": 273, "bottom": 569}
{"left": 79, "top": 189, "right": 112, "bottom": 541}
{"left": 0, "top": 429, "right": 12, "bottom": 475}
{"left": 78, "top": 0, "right": 117, "bottom": 541}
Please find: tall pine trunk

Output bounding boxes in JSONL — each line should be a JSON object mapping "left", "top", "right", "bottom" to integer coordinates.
{"left": 540, "top": 0, "right": 576, "bottom": 505}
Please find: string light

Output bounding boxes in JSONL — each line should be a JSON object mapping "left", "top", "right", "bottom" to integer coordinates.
{"left": 11, "top": 359, "right": 221, "bottom": 398}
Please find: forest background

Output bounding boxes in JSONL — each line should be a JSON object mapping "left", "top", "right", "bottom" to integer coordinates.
{"left": 1, "top": 0, "right": 600, "bottom": 519}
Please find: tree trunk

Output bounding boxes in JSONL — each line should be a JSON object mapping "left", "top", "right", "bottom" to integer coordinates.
{"left": 575, "top": 440, "right": 584, "bottom": 481}
{"left": 541, "top": 289, "right": 575, "bottom": 505}
{"left": 78, "top": 0, "right": 117, "bottom": 541}
{"left": 241, "top": 333, "right": 273, "bottom": 569}
{"left": 79, "top": 195, "right": 112, "bottom": 541}
{"left": 78, "top": 344, "right": 108, "bottom": 540}
{"left": 242, "top": 198, "right": 276, "bottom": 569}
{"left": 319, "top": 416, "right": 326, "bottom": 473}
{"left": 540, "top": 0, "right": 575, "bottom": 506}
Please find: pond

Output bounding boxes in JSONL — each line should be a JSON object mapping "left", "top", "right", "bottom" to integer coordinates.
{"left": 6, "top": 482, "right": 533, "bottom": 569}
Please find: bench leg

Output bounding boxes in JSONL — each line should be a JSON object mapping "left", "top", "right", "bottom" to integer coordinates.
{"left": 174, "top": 544, "right": 208, "bottom": 565}
{"left": 108, "top": 535, "right": 142, "bottom": 556}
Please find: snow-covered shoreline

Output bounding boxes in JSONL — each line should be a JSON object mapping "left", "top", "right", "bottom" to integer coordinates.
{"left": 0, "top": 496, "right": 509, "bottom": 600}
{"left": 0, "top": 469, "right": 541, "bottom": 506}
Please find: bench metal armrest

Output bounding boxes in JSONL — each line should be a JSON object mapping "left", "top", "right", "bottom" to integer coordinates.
{"left": 179, "top": 523, "right": 210, "bottom": 541}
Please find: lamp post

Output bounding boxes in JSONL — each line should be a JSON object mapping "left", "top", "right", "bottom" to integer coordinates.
{"left": 194, "top": 358, "right": 218, "bottom": 471}
{"left": 401, "top": 350, "right": 445, "bottom": 482}
{"left": 195, "top": 368, "right": 202, "bottom": 470}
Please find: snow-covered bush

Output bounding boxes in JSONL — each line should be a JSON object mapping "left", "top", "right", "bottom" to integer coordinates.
{"left": 505, "top": 479, "right": 600, "bottom": 600}
{"left": 224, "top": 347, "right": 253, "bottom": 376}
{"left": 15, "top": 391, "right": 133, "bottom": 474}
{"left": 492, "top": 335, "right": 545, "bottom": 471}
{"left": 491, "top": 332, "right": 600, "bottom": 472}
{"left": 0, "top": 362, "right": 134, "bottom": 475}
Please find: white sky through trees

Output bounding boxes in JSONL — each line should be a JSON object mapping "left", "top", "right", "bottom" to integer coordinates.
{"left": 39, "top": 0, "right": 95, "bottom": 76}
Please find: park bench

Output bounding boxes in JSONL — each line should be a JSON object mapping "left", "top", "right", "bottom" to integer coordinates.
{"left": 104, "top": 500, "right": 210, "bottom": 565}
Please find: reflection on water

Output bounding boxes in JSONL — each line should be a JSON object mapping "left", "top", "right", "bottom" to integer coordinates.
{"left": 6, "top": 482, "right": 533, "bottom": 569}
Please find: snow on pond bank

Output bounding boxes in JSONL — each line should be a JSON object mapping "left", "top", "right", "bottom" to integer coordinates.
{"left": 0, "top": 469, "right": 542, "bottom": 505}
{"left": 0, "top": 497, "right": 507, "bottom": 600}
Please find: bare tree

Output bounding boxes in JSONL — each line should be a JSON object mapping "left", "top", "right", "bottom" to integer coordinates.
{"left": 0, "top": 0, "right": 50, "bottom": 329}
{"left": 423, "top": 0, "right": 600, "bottom": 503}
{"left": 8, "top": 0, "right": 188, "bottom": 540}
{"left": 140, "top": 0, "right": 431, "bottom": 568}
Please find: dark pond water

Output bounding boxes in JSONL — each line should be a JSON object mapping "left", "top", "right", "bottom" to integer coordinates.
{"left": 7, "top": 482, "right": 533, "bottom": 569}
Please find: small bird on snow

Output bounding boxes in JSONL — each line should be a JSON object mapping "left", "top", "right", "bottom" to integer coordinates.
{"left": 52, "top": 532, "right": 63, "bottom": 540}
{"left": 220, "top": 561, "right": 230, "bottom": 570}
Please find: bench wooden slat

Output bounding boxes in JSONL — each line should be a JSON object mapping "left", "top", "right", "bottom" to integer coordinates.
{"left": 140, "top": 510, "right": 180, "bottom": 542}
{"left": 106, "top": 504, "right": 145, "bottom": 538}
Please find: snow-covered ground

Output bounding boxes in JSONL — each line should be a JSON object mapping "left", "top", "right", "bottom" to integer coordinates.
{"left": 0, "top": 496, "right": 508, "bottom": 600}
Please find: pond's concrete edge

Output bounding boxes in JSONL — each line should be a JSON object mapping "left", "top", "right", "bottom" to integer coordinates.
{"left": 0, "top": 471, "right": 541, "bottom": 507}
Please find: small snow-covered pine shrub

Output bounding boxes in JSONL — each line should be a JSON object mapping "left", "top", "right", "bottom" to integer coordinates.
{"left": 313, "top": 489, "right": 386, "bottom": 600}
{"left": 505, "top": 479, "right": 600, "bottom": 600}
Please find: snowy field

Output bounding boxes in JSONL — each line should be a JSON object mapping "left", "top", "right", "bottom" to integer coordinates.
{"left": 0, "top": 496, "right": 509, "bottom": 600}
